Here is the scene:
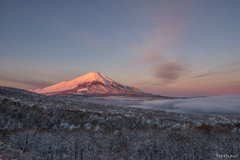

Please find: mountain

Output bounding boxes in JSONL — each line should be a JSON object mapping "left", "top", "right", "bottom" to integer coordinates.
{"left": 34, "top": 72, "right": 150, "bottom": 96}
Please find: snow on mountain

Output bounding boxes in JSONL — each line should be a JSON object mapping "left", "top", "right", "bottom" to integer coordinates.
{"left": 35, "top": 72, "right": 119, "bottom": 93}
{"left": 34, "top": 72, "right": 146, "bottom": 96}
{"left": 77, "top": 88, "right": 88, "bottom": 92}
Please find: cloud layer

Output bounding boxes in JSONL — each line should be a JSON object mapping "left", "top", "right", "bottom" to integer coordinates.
{"left": 134, "top": 95, "right": 240, "bottom": 116}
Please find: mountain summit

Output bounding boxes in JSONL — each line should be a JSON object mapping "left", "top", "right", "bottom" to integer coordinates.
{"left": 34, "top": 72, "right": 148, "bottom": 96}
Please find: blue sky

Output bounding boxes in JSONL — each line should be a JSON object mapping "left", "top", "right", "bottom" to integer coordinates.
{"left": 1, "top": 0, "right": 240, "bottom": 96}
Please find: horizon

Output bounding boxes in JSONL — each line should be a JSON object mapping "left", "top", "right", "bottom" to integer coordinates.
{"left": 1, "top": 0, "right": 240, "bottom": 97}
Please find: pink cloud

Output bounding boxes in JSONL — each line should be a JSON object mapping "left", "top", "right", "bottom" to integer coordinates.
{"left": 136, "top": 15, "right": 191, "bottom": 85}
{"left": 154, "top": 61, "right": 186, "bottom": 81}
{"left": 141, "top": 51, "right": 190, "bottom": 84}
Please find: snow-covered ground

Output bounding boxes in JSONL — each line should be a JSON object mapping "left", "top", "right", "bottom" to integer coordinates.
{"left": 1, "top": 86, "right": 240, "bottom": 159}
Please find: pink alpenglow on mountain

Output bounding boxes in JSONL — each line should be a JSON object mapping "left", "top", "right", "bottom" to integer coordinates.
{"left": 34, "top": 72, "right": 148, "bottom": 96}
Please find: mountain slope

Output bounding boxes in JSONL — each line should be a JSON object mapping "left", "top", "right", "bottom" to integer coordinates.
{"left": 34, "top": 72, "right": 149, "bottom": 96}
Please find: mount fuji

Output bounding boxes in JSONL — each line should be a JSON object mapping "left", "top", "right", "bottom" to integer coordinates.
{"left": 34, "top": 72, "right": 150, "bottom": 96}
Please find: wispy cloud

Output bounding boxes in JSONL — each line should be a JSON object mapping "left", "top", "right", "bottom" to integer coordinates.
{"left": 0, "top": 66, "right": 66, "bottom": 90}
{"left": 193, "top": 72, "right": 215, "bottom": 78}
{"left": 134, "top": 10, "right": 192, "bottom": 84}
{"left": 154, "top": 61, "right": 187, "bottom": 82}
{"left": 141, "top": 52, "right": 190, "bottom": 84}
{"left": 142, "top": 51, "right": 160, "bottom": 63}
{"left": 0, "top": 76, "right": 51, "bottom": 89}
{"left": 193, "top": 61, "right": 240, "bottom": 78}
{"left": 224, "top": 81, "right": 240, "bottom": 89}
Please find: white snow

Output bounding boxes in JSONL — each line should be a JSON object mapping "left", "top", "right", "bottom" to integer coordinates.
{"left": 77, "top": 88, "right": 88, "bottom": 92}
{"left": 34, "top": 72, "right": 126, "bottom": 93}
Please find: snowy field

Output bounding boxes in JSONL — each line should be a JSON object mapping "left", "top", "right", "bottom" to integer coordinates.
{"left": 1, "top": 86, "right": 240, "bottom": 159}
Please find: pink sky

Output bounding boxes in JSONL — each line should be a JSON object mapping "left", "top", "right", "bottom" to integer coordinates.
{"left": 1, "top": 0, "right": 240, "bottom": 96}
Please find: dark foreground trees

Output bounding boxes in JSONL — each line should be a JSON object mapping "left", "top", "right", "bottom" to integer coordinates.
{"left": 1, "top": 127, "right": 239, "bottom": 160}
{"left": 0, "top": 89, "right": 240, "bottom": 159}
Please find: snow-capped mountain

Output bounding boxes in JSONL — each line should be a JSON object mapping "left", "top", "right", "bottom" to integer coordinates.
{"left": 34, "top": 72, "right": 148, "bottom": 96}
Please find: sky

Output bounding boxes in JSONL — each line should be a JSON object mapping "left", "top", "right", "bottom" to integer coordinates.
{"left": 0, "top": 0, "right": 240, "bottom": 97}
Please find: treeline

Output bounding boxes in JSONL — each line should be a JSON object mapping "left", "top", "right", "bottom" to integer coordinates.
{"left": 0, "top": 97, "right": 169, "bottom": 131}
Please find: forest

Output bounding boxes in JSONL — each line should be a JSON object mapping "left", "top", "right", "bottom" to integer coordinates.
{"left": 0, "top": 86, "right": 239, "bottom": 159}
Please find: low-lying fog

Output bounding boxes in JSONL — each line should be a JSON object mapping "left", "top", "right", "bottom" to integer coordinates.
{"left": 132, "top": 95, "right": 240, "bottom": 116}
